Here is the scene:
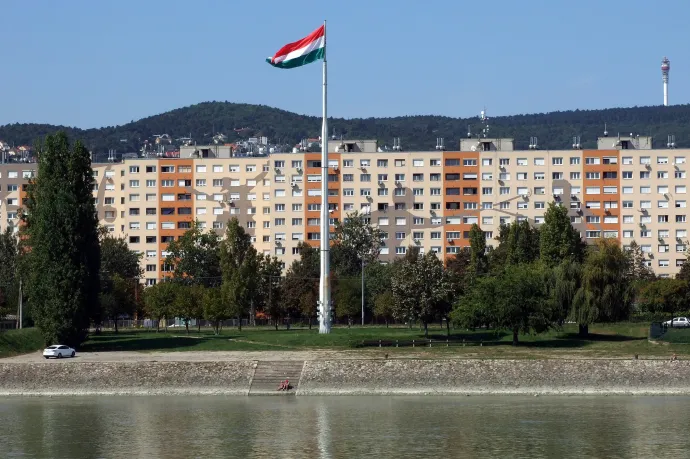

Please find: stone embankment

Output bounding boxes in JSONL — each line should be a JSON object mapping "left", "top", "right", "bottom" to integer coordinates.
{"left": 1, "top": 358, "right": 690, "bottom": 396}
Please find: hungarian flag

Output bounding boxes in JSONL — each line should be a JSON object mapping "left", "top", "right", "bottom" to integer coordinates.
{"left": 266, "top": 25, "right": 325, "bottom": 69}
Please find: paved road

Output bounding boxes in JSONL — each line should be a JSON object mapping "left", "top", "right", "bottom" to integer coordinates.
{"left": 2, "top": 349, "right": 388, "bottom": 363}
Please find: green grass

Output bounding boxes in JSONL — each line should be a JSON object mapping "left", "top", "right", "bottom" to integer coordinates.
{"left": 658, "top": 327, "right": 690, "bottom": 344}
{"left": 78, "top": 322, "right": 690, "bottom": 359}
{"left": 0, "top": 328, "right": 45, "bottom": 358}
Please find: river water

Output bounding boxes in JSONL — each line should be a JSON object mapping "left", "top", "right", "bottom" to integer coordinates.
{"left": 0, "top": 396, "right": 688, "bottom": 458}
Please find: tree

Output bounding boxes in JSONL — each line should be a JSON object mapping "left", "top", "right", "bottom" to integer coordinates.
{"left": 220, "top": 218, "right": 259, "bottom": 331}
{"left": 202, "top": 287, "right": 226, "bottom": 335}
{"left": 257, "top": 255, "right": 284, "bottom": 330}
{"left": 99, "top": 230, "right": 142, "bottom": 330}
{"left": 391, "top": 250, "right": 453, "bottom": 337}
{"left": 164, "top": 221, "right": 221, "bottom": 287}
{"left": 0, "top": 228, "right": 19, "bottom": 320}
{"left": 99, "top": 274, "right": 137, "bottom": 333}
{"left": 540, "top": 202, "right": 585, "bottom": 266}
{"left": 334, "top": 277, "right": 361, "bottom": 327}
{"left": 24, "top": 132, "right": 101, "bottom": 347}
{"left": 332, "top": 211, "right": 384, "bottom": 272}
{"left": 505, "top": 220, "right": 540, "bottom": 266}
{"left": 571, "top": 239, "right": 633, "bottom": 337}
{"left": 454, "top": 263, "right": 555, "bottom": 345}
{"left": 468, "top": 224, "right": 488, "bottom": 276}
{"left": 549, "top": 259, "right": 582, "bottom": 325}
{"left": 364, "top": 262, "right": 392, "bottom": 307}
{"left": 677, "top": 256, "right": 690, "bottom": 282}
{"left": 172, "top": 284, "right": 205, "bottom": 334}
{"left": 373, "top": 291, "right": 395, "bottom": 327}
{"left": 625, "top": 240, "right": 655, "bottom": 284}
{"left": 144, "top": 281, "right": 177, "bottom": 332}
{"left": 282, "top": 243, "right": 319, "bottom": 328}
{"left": 637, "top": 278, "right": 689, "bottom": 322}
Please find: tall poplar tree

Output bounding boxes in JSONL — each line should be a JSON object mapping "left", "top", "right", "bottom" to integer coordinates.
{"left": 220, "top": 217, "right": 259, "bottom": 330}
{"left": 24, "top": 132, "right": 100, "bottom": 346}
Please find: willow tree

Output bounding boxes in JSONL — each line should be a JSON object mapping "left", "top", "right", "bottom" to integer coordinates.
{"left": 571, "top": 239, "right": 633, "bottom": 337}
{"left": 24, "top": 132, "right": 100, "bottom": 346}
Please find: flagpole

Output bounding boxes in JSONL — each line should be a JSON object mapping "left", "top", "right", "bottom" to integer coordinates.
{"left": 318, "top": 19, "right": 331, "bottom": 334}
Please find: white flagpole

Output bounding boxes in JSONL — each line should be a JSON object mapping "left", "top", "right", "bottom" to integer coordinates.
{"left": 318, "top": 20, "right": 331, "bottom": 334}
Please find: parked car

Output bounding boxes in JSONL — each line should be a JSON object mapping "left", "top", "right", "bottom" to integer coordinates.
{"left": 663, "top": 317, "right": 690, "bottom": 328}
{"left": 43, "top": 345, "right": 76, "bottom": 359}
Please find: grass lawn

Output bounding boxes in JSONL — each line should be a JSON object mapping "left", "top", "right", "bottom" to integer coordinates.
{"left": 658, "top": 327, "right": 690, "bottom": 344}
{"left": 79, "top": 322, "right": 689, "bottom": 359}
{"left": 0, "top": 328, "right": 45, "bottom": 358}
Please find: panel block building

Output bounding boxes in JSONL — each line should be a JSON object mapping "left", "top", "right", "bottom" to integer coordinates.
{"left": 1, "top": 135, "right": 688, "bottom": 284}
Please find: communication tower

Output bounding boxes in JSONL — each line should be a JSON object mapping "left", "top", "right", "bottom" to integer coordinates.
{"left": 661, "top": 57, "right": 670, "bottom": 106}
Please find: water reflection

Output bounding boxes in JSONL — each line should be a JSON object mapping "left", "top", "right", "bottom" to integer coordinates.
{"left": 0, "top": 396, "right": 688, "bottom": 458}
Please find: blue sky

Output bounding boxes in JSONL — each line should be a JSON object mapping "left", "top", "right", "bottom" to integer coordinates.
{"left": 2, "top": 0, "right": 688, "bottom": 128}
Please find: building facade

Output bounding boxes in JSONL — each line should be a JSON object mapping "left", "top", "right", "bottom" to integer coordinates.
{"left": 1, "top": 136, "right": 688, "bottom": 284}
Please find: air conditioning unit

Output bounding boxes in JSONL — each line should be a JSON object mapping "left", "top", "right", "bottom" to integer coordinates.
{"left": 290, "top": 181, "right": 298, "bottom": 188}
{"left": 521, "top": 194, "right": 529, "bottom": 199}
{"left": 413, "top": 238, "right": 420, "bottom": 244}
{"left": 378, "top": 181, "right": 385, "bottom": 187}
{"left": 274, "top": 168, "right": 282, "bottom": 174}
{"left": 296, "top": 168, "right": 303, "bottom": 174}
{"left": 275, "top": 240, "right": 282, "bottom": 246}
{"left": 639, "top": 223, "right": 645, "bottom": 228}
{"left": 571, "top": 195, "right": 578, "bottom": 199}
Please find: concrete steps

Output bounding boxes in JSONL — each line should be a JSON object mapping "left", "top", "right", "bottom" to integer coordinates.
{"left": 249, "top": 361, "right": 304, "bottom": 395}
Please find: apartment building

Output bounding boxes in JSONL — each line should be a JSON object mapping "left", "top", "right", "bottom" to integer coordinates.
{"left": 1, "top": 135, "right": 688, "bottom": 284}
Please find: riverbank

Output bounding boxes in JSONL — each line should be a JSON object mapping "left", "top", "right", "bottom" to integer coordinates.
{"left": 1, "top": 357, "right": 689, "bottom": 396}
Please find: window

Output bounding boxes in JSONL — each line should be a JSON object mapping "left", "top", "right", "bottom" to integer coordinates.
{"left": 395, "top": 217, "right": 406, "bottom": 226}
{"left": 622, "top": 171, "right": 632, "bottom": 179}
{"left": 534, "top": 158, "right": 545, "bottom": 166}
{"left": 534, "top": 172, "right": 544, "bottom": 181}
{"left": 482, "top": 158, "right": 493, "bottom": 166}
{"left": 640, "top": 187, "right": 651, "bottom": 194}
{"left": 570, "top": 157, "right": 581, "bottom": 165}
{"left": 499, "top": 158, "right": 510, "bottom": 166}
{"left": 412, "top": 159, "right": 424, "bottom": 167}
{"left": 129, "top": 180, "right": 140, "bottom": 188}
{"left": 570, "top": 172, "right": 581, "bottom": 180}
{"left": 552, "top": 157, "right": 563, "bottom": 165}
{"left": 658, "top": 156, "right": 669, "bottom": 164}
{"left": 463, "top": 159, "right": 477, "bottom": 166}
{"left": 623, "top": 230, "right": 634, "bottom": 238}
{"left": 517, "top": 158, "right": 528, "bottom": 166}
{"left": 552, "top": 172, "right": 563, "bottom": 180}
{"left": 395, "top": 232, "right": 406, "bottom": 240}
{"left": 676, "top": 186, "right": 687, "bottom": 194}
{"left": 586, "top": 187, "right": 600, "bottom": 195}
{"left": 585, "top": 157, "right": 600, "bottom": 165}
{"left": 586, "top": 172, "right": 600, "bottom": 180}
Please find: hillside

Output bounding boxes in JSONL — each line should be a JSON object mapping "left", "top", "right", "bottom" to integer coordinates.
{"left": 2, "top": 102, "right": 690, "bottom": 153}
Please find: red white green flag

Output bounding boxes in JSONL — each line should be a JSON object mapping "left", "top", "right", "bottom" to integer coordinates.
{"left": 266, "top": 25, "right": 325, "bottom": 69}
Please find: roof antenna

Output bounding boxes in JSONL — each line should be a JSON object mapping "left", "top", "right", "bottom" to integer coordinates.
{"left": 603, "top": 123, "right": 608, "bottom": 137}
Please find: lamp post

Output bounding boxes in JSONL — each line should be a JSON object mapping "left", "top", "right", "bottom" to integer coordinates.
{"left": 361, "top": 258, "right": 365, "bottom": 326}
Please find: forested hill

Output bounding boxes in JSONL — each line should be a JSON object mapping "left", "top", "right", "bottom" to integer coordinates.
{"left": 2, "top": 102, "right": 690, "bottom": 153}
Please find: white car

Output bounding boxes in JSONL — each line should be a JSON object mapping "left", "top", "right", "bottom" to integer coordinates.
{"left": 663, "top": 317, "right": 690, "bottom": 328}
{"left": 43, "top": 345, "right": 76, "bottom": 359}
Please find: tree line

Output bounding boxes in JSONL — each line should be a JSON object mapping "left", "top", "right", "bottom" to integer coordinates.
{"left": 3, "top": 101, "right": 690, "bottom": 154}
{"left": 2, "top": 132, "right": 690, "bottom": 348}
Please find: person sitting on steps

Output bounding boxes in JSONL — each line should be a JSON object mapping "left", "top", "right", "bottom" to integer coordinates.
{"left": 277, "top": 379, "right": 290, "bottom": 391}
